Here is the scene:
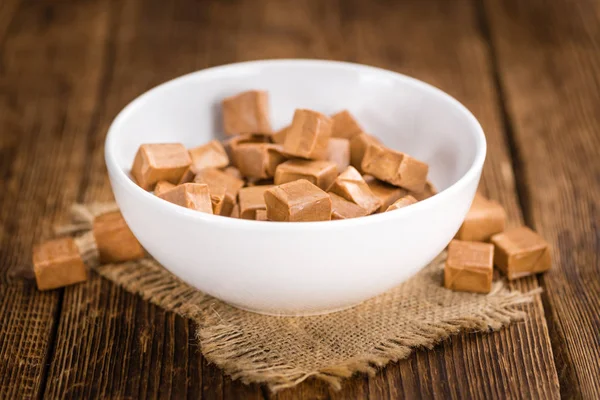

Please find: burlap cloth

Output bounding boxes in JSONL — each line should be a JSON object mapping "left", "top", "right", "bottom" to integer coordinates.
{"left": 61, "top": 203, "right": 536, "bottom": 392}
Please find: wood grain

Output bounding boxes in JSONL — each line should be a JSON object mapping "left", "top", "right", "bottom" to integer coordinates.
{"left": 483, "top": 0, "right": 600, "bottom": 398}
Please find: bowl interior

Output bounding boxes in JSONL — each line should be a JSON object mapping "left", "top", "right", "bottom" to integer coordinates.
{"left": 108, "top": 60, "right": 482, "bottom": 193}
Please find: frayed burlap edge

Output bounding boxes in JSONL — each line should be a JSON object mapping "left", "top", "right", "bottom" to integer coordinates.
{"left": 67, "top": 203, "right": 539, "bottom": 393}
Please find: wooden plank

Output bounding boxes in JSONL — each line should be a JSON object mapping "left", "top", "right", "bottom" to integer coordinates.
{"left": 0, "top": 0, "right": 111, "bottom": 398}
{"left": 482, "top": 0, "right": 600, "bottom": 398}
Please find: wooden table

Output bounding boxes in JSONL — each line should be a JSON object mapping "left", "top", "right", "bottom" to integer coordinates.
{"left": 1, "top": 0, "right": 598, "bottom": 398}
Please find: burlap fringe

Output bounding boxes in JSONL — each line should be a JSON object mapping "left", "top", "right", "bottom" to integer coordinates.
{"left": 67, "top": 203, "right": 539, "bottom": 393}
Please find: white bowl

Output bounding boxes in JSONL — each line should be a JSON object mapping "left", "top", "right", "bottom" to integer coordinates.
{"left": 105, "top": 60, "right": 486, "bottom": 316}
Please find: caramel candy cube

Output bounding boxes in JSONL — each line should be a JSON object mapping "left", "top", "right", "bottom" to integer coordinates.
{"left": 365, "top": 175, "right": 408, "bottom": 212}
{"left": 222, "top": 90, "right": 272, "bottom": 135}
{"left": 223, "top": 166, "right": 243, "bottom": 180}
{"left": 361, "top": 143, "right": 429, "bottom": 192}
{"left": 411, "top": 181, "right": 437, "bottom": 201}
{"left": 255, "top": 209, "right": 268, "bottom": 221}
{"left": 491, "top": 227, "right": 551, "bottom": 280}
{"left": 274, "top": 160, "right": 338, "bottom": 191}
{"left": 327, "top": 138, "right": 351, "bottom": 173}
{"left": 131, "top": 143, "right": 192, "bottom": 190}
{"left": 386, "top": 195, "right": 418, "bottom": 211}
{"left": 233, "top": 143, "right": 286, "bottom": 179}
{"left": 329, "top": 192, "right": 368, "bottom": 220}
{"left": 224, "top": 134, "right": 271, "bottom": 162}
{"left": 329, "top": 166, "right": 382, "bottom": 214}
{"left": 154, "top": 181, "right": 176, "bottom": 196}
{"left": 265, "top": 180, "right": 332, "bottom": 222}
{"left": 331, "top": 110, "right": 363, "bottom": 139}
{"left": 444, "top": 240, "right": 494, "bottom": 294}
{"left": 350, "top": 133, "right": 380, "bottom": 173}
{"left": 245, "top": 178, "right": 275, "bottom": 187}
{"left": 283, "top": 109, "right": 333, "bottom": 159}
{"left": 178, "top": 165, "right": 197, "bottom": 184}
{"left": 194, "top": 168, "right": 244, "bottom": 200}
{"left": 208, "top": 185, "right": 235, "bottom": 216}
{"left": 158, "top": 183, "right": 213, "bottom": 214}
{"left": 189, "top": 140, "right": 229, "bottom": 171}
{"left": 456, "top": 193, "right": 506, "bottom": 242}
{"left": 270, "top": 126, "right": 288, "bottom": 144}
{"left": 238, "top": 185, "right": 274, "bottom": 219}
{"left": 93, "top": 211, "right": 145, "bottom": 263}
{"left": 230, "top": 203, "right": 240, "bottom": 218}
{"left": 33, "top": 237, "right": 87, "bottom": 291}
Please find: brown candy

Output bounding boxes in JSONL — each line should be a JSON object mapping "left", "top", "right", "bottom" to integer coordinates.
{"left": 444, "top": 240, "right": 494, "bottom": 294}
{"left": 230, "top": 204, "right": 240, "bottom": 218}
{"left": 327, "top": 138, "right": 351, "bottom": 173}
{"left": 33, "top": 237, "right": 87, "bottom": 291}
{"left": 224, "top": 134, "right": 271, "bottom": 163}
{"left": 223, "top": 166, "right": 243, "bottom": 180}
{"left": 188, "top": 140, "right": 229, "bottom": 170}
{"left": 93, "top": 211, "right": 145, "bottom": 263}
{"left": 491, "top": 227, "right": 551, "bottom": 280}
{"left": 154, "top": 180, "right": 176, "bottom": 196}
{"left": 349, "top": 133, "right": 380, "bottom": 173}
{"left": 194, "top": 168, "right": 244, "bottom": 201}
{"left": 271, "top": 126, "right": 288, "bottom": 144}
{"left": 411, "top": 181, "right": 437, "bottom": 201}
{"left": 331, "top": 110, "right": 363, "bottom": 139}
{"left": 222, "top": 90, "right": 272, "bottom": 135}
{"left": 274, "top": 159, "right": 338, "bottom": 191}
{"left": 283, "top": 109, "right": 333, "bottom": 159}
{"left": 158, "top": 183, "right": 213, "bottom": 214}
{"left": 361, "top": 143, "right": 429, "bottom": 192}
{"left": 329, "top": 192, "right": 368, "bottom": 220}
{"left": 131, "top": 143, "right": 191, "bottom": 190}
{"left": 456, "top": 193, "right": 506, "bottom": 242}
{"left": 329, "top": 166, "right": 381, "bottom": 214}
{"left": 238, "top": 185, "right": 274, "bottom": 220}
{"left": 386, "top": 195, "right": 418, "bottom": 211}
{"left": 233, "top": 143, "right": 286, "bottom": 179}
{"left": 265, "top": 179, "right": 332, "bottom": 222}
{"left": 255, "top": 209, "right": 268, "bottom": 221}
{"left": 365, "top": 175, "right": 408, "bottom": 212}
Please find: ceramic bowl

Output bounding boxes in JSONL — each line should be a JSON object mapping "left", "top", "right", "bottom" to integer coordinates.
{"left": 105, "top": 60, "right": 486, "bottom": 316}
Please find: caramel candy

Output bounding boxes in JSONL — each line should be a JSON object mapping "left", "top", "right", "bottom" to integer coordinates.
{"left": 233, "top": 143, "right": 286, "bottom": 179}
{"left": 329, "top": 166, "right": 381, "bottom": 214}
{"left": 411, "top": 181, "right": 437, "bottom": 201}
{"left": 444, "top": 240, "right": 494, "bottom": 294}
{"left": 365, "top": 175, "right": 408, "bottom": 212}
{"left": 329, "top": 192, "right": 368, "bottom": 220}
{"left": 189, "top": 140, "right": 229, "bottom": 171}
{"left": 33, "top": 237, "right": 87, "bottom": 291}
{"left": 222, "top": 90, "right": 272, "bottom": 135}
{"left": 223, "top": 166, "right": 243, "bottom": 180}
{"left": 238, "top": 185, "right": 274, "bottom": 219}
{"left": 350, "top": 133, "right": 380, "bottom": 173}
{"left": 271, "top": 126, "right": 288, "bottom": 144}
{"left": 274, "top": 160, "right": 338, "bottom": 191}
{"left": 93, "top": 211, "right": 145, "bottom": 263}
{"left": 491, "top": 227, "right": 551, "bottom": 280}
{"left": 178, "top": 165, "right": 197, "bottom": 184}
{"left": 194, "top": 168, "right": 244, "bottom": 200}
{"left": 327, "top": 138, "right": 350, "bottom": 173}
{"left": 246, "top": 178, "right": 275, "bottom": 187}
{"left": 230, "top": 204, "right": 240, "bottom": 218}
{"left": 283, "top": 109, "right": 333, "bottom": 159}
{"left": 255, "top": 209, "right": 268, "bottom": 221}
{"left": 224, "top": 134, "right": 271, "bottom": 161}
{"left": 265, "top": 180, "right": 332, "bottom": 222}
{"left": 456, "top": 193, "right": 506, "bottom": 242}
{"left": 131, "top": 143, "right": 191, "bottom": 190}
{"left": 331, "top": 110, "right": 363, "bottom": 139}
{"left": 154, "top": 181, "right": 176, "bottom": 196}
{"left": 361, "top": 143, "right": 428, "bottom": 192}
{"left": 386, "top": 195, "right": 418, "bottom": 211}
{"left": 158, "top": 183, "right": 213, "bottom": 214}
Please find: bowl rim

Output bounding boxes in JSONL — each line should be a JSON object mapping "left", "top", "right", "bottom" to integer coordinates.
{"left": 105, "top": 59, "right": 486, "bottom": 231}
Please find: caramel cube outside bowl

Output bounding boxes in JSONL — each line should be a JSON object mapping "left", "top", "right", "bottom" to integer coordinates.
{"left": 188, "top": 140, "right": 229, "bottom": 171}
{"left": 158, "top": 183, "right": 213, "bottom": 214}
{"left": 361, "top": 143, "right": 429, "bottom": 192}
{"left": 265, "top": 179, "right": 332, "bottom": 222}
{"left": 331, "top": 110, "right": 363, "bottom": 140}
{"left": 283, "top": 109, "right": 333, "bottom": 160}
{"left": 274, "top": 159, "right": 338, "bottom": 191}
{"left": 93, "top": 211, "right": 145, "bottom": 263}
{"left": 33, "top": 237, "right": 87, "bottom": 291}
{"left": 330, "top": 192, "right": 368, "bottom": 220}
{"left": 444, "top": 240, "right": 494, "bottom": 294}
{"left": 131, "top": 143, "right": 191, "bottom": 191}
{"left": 234, "top": 143, "right": 286, "bottom": 179}
{"left": 491, "top": 227, "right": 551, "bottom": 280}
{"left": 238, "top": 185, "right": 274, "bottom": 220}
{"left": 386, "top": 195, "right": 418, "bottom": 212}
{"left": 349, "top": 133, "right": 380, "bottom": 173}
{"left": 456, "top": 193, "right": 506, "bottom": 242}
{"left": 329, "top": 166, "right": 381, "bottom": 215}
{"left": 222, "top": 90, "right": 272, "bottom": 135}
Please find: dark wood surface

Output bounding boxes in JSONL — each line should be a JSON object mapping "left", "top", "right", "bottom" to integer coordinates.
{"left": 0, "top": 0, "right": 597, "bottom": 398}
